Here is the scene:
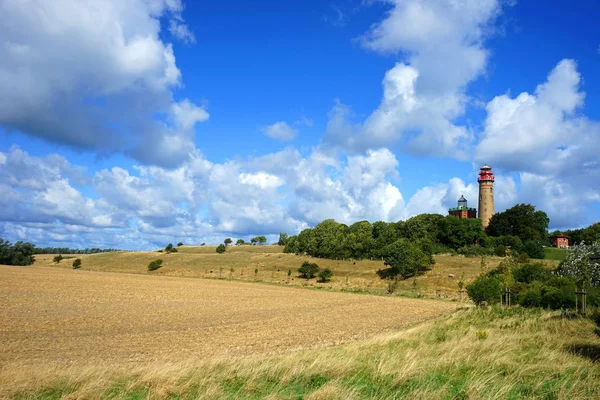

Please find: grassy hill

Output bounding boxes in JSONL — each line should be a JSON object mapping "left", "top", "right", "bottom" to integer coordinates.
{"left": 34, "top": 247, "right": 564, "bottom": 299}
{"left": 6, "top": 307, "right": 599, "bottom": 399}
{"left": 34, "top": 248, "right": 519, "bottom": 298}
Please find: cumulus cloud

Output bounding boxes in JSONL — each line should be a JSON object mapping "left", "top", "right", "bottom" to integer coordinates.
{"left": 0, "top": 0, "right": 205, "bottom": 167}
{"left": 262, "top": 122, "right": 298, "bottom": 141}
{"left": 324, "top": 0, "right": 504, "bottom": 158}
{"left": 475, "top": 60, "right": 600, "bottom": 226}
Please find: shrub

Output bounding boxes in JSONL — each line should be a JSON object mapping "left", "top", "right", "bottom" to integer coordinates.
{"left": 476, "top": 330, "right": 488, "bottom": 340}
{"left": 541, "top": 286, "right": 575, "bottom": 310}
{"left": 466, "top": 275, "right": 503, "bottom": 306}
{"left": 523, "top": 240, "right": 545, "bottom": 259}
{"left": 458, "top": 245, "right": 489, "bottom": 258}
{"left": 298, "top": 261, "right": 319, "bottom": 279}
{"left": 72, "top": 258, "right": 82, "bottom": 269}
{"left": 317, "top": 268, "right": 333, "bottom": 283}
{"left": 494, "top": 245, "right": 507, "bottom": 257}
{"left": 518, "top": 285, "right": 543, "bottom": 308}
{"left": 513, "top": 263, "right": 550, "bottom": 284}
{"left": 148, "top": 259, "right": 163, "bottom": 271}
{"left": 177, "top": 242, "right": 183, "bottom": 247}
{"left": 386, "top": 277, "right": 399, "bottom": 294}
{"left": 53, "top": 254, "right": 64, "bottom": 263}
{"left": 216, "top": 244, "right": 226, "bottom": 254}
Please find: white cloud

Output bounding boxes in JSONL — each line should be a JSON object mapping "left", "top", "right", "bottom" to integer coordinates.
{"left": 1, "top": 144, "right": 598, "bottom": 249}
{"left": 324, "top": 0, "right": 504, "bottom": 157}
{"left": 0, "top": 0, "right": 204, "bottom": 167}
{"left": 171, "top": 99, "right": 210, "bottom": 130}
{"left": 474, "top": 60, "right": 600, "bottom": 224}
{"left": 263, "top": 121, "right": 298, "bottom": 141}
{"left": 169, "top": 19, "right": 196, "bottom": 43}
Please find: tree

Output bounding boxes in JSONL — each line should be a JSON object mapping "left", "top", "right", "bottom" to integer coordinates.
{"left": 318, "top": 268, "right": 333, "bottom": 283}
{"left": 487, "top": 204, "right": 549, "bottom": 242}
{"left": 216, "top": 244, "right": 226, "bottom": 254}
{"left": 53, "top": 254, "right": 64, "bottom": 264}
{"left": 381, "top": 239, "right": 431, "bottom": 279}
{"left": 224, "top": 238, "right": 233, "bottom": 246}
{"left": 165, "top": 243, "right": 175, "bottom": 254}
{"left": 251, "top": 236, "right": 267, "bottom": 245}
{"left": 0, "top": 239, "right": 36, "bottom": 266}
{"left": 298, "top": 261, "right": 319, "bottom": 279}
{"left": 177, "top": 242, "right": 184, "bottom": 247}
{"left": 278, "top": 233, "right": 289, "bottom": 246}
{"left": 236, "top": 239, "right": 245, "bottom": 246}
{"left": 148, "top": 259, "right": 163, "bottom": 271}
{"left": 72, "top": 258, "right": 82, "bottom": 269}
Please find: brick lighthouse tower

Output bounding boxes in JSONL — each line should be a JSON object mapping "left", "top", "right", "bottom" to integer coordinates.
{"left": 478, "top": 165, "right": 495, "bottom": 229}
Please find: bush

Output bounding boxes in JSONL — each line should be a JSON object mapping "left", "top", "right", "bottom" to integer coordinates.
{"left": 317, "top": 268, "right": 333, "bottom": 283}
{"left": 457, "top": 245, "right": 489, "bottom": 258}
{"left": 466, "top": 275, "right": 503, "bottom": 306}
{"left": 72, "top": 258, "right": 82, "bottom": 269}
{"left": 518, "top": 285, "right": 543, "bottom": 308}
{"left": 513, "top": 263, "right": 550, "bottom": 284}
{"left": 148, "top": 259, "right": 163, "bottom": 271}
{"left": 53, "top": 254, "right": 64, "bottom": 263}
{"left": 523, "top": 240, "right": 545, "bottom": 259}
{"left": 216, "top": 244, "right": 226, "bottom": 254}
{"left": 494, "top": 245, "right": 507, "bottom": 257}
{"left": 541, "top": 286, "right": 575, "bottom": 310}
{"left": 298, "top": 261, "right": 319, "bottom": 279}
{"left": 177, "top": 242, "right": 183, "bottom": 247}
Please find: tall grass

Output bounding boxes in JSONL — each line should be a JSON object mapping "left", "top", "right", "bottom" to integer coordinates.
{"left": 4, "top": 307, "right": 599, "bottom": 399}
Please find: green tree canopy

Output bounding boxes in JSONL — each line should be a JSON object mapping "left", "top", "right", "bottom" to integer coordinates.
{"left": 216, "top": 244, "right": 226, "bottom": 254}
{"left": 381, "top": 239, "right": 431, "bottom": 279}
{"left": 0, "top": 239, "right": 36, "bottom": 266}
{"left": 278, "top": 233, "right": 289, "bottom": 246}
{"left": 251, "top": 236, "right": 267, "bottom": 245}
{"left": 224, "top": 238, "right": 233, "bottom": 246}
{"left": 487, "top": 204, "right": 549, "bottom": 242}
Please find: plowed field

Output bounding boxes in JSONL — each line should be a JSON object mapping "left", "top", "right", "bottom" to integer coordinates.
{"left": 0, "top": 266, "right": 455, "bottom": 370}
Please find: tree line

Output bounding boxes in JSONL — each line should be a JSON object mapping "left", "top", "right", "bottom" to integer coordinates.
{"left": 282, "top": 204, "right": 553, "bottom": 280}
{"left": 284, "top": 204, "right": 550, "bottom": 260}
{"left": 32, "top": 247, "right": 122, "bottom": 254}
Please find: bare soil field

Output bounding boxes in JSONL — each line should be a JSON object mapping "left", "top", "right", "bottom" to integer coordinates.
{"left": 0, "top": 266, "right": 455, "bottom": 372}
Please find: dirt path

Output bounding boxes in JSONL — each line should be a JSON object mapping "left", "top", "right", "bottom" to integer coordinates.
{"left": 0, "top": 266, "right": 455, "bottom": 368}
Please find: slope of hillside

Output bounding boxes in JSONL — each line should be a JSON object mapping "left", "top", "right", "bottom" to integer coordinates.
{"left": 32, "top": 249, "right": 511, "bottom": 298}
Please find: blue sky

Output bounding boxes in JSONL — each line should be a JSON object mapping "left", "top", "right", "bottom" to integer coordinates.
{"left": 1, "top": 0, "right": 599, "bottom": 249}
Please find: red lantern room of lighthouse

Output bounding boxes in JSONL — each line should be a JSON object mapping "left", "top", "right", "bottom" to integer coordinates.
{"left": 478, "top": 165, "right": 495, "bottom": 184}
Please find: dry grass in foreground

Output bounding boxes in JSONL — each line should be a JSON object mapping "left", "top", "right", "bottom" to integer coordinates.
{"left": 31, "top": 248, "right": 539, "bottom": 298}
{"left": 3, "top": 307, "right": 599, "bottom": 399}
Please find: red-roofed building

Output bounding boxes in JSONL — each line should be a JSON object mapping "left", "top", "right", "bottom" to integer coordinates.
{"left": 549, "top": 234, "right": 569, "bottom": 248}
